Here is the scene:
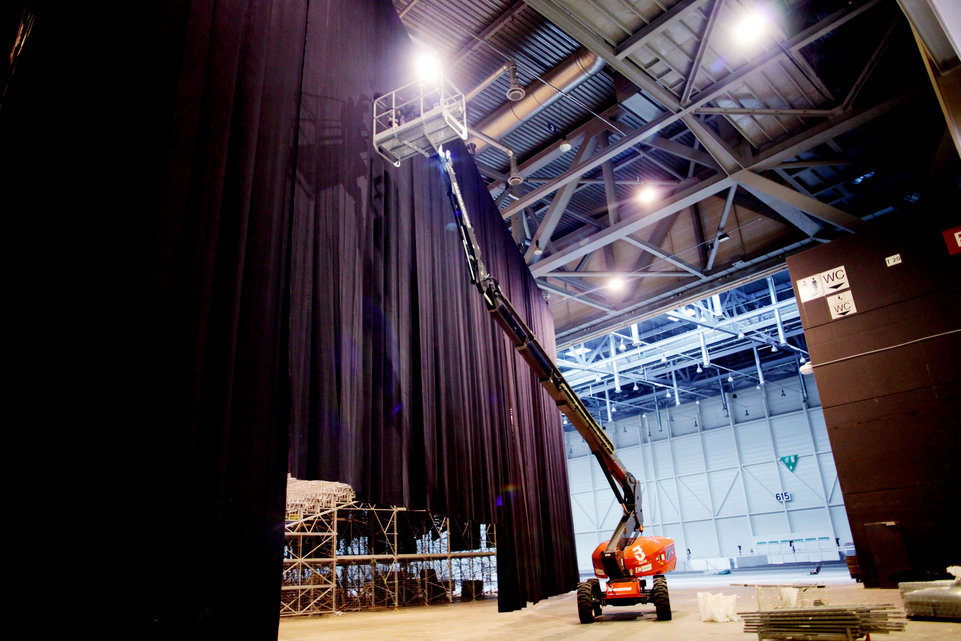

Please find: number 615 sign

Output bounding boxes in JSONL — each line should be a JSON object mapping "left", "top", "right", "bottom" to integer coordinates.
{"left": 775, "top": 491, "right": 793, "bottom": 503}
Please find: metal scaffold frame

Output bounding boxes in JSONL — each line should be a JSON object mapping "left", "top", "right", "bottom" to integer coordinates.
{"left": 281, "top": 478, "right": 496, "bottom": 617}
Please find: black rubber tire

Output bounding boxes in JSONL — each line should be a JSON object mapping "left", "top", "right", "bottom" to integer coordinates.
{"left": 588, "top": 578, "right": 602, "bottom": 617}
{"left": 577, "top": 582, "right": 595, "bottom": 624}
{"left": 652, "top": 575, "right": 671, "bottom": 621}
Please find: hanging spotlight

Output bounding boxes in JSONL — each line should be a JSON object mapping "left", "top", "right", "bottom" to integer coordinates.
{"left": 505, "top": 61, "right": 525, "bottom": 101}
{"left": 507, "top": 151, "right": 523, "bottom": 186}
{"left": 637, "top": 184, "right": 658, "bottom": 203}
{"left": 532, "top": 240, "right": 543, "bottom": 256}
{"left": 558, "top": 137, "right": 572, "bottom": 153}
{"left": 661, "top": 354, "right": 667, "bottom": 363}
{"left": 414, "top": 50, "right": 443, "bottom": 85}
{"left": 696, "top": 365, "right": 703, "bottom": 373}
{"left": 772, "top": 344, "right": 779, "bottom": 352}
{"left": 737, "top": 331, "right": 745, "bottom": 339}
{"left": 665, "top": 390, "right": 672, "bottom": 398}
{"left": 618, "top": 340, "right": 627, "bottom": 352}
{"left": 728, "top": 374, "right": 734, "bottom": 383}
{"left": 611, "top": 406, "right": 617, "bottom": 413}
{"left": 696, "top": 399, "right": 700, "bottom": 405}
{"left": 607, "top": 277, "right": 626, "bottom": 292}
{"left": 799, "top": 356, "right": 806, "bottom": 364}
{"left": 632, "top": 382, "right": 639, "bottom": 391}
{"left": 732, "top": 6, "right": 772, "bottom": 47}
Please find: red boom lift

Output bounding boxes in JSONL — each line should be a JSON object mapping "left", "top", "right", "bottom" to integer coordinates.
{"left": 436, "top": 147, "right": 676, "bottom": 623}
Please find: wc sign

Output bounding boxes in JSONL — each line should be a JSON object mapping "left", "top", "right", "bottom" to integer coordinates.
{"left": 828, "top": 290, "right": 857, "bottom": 319}
{"left": 796, "top": 265, "right": 849, "bottom": 303}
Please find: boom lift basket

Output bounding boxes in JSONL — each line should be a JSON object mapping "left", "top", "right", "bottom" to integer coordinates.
{"left": 373, "top": 79, "right": 468, "bottom": 167}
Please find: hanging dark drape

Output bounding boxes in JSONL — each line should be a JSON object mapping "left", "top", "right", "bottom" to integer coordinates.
{"left": 285, "top": 0, "right": 577, "bottom": 613}
{"left": 3, "top": 0, "right": 576, "bottom": 636}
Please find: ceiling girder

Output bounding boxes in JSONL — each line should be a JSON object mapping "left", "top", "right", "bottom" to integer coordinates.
{"left": 526, "top": 131, "right": 598, "bottom": 260}
{"left": 733, "top": 170, "right": 866, "bottom": 232}
{"left": 530, "top": 174, "right": 734, "bottom": 276}
{"left": 622, "top": 236, "right": 705, "bottom": 278}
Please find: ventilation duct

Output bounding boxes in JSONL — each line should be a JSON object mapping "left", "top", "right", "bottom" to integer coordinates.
{"left": 470, "top": 48, "right": 605, "bottom": 156}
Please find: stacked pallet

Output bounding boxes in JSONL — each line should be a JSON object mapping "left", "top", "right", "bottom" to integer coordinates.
{"left": 741, "top": 604, "right": 906, "bottom": 640}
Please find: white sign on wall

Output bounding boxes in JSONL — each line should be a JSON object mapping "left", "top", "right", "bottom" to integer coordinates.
{"left": 796, "top": 265, "right": 848, "bottom": 303}
{"left": 827, "top": 290, "right": 857, "bottom": 319}
{"left": 796, "top": 275, "right": 824, "bottom": 302}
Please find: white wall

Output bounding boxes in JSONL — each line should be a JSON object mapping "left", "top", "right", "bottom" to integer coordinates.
{"left": 566, "top": 373, "right": 851, "bottom": 575}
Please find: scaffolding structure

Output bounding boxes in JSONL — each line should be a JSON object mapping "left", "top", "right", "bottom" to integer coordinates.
{"left": 281, "top": 477, "right": 496, "bottom": 617}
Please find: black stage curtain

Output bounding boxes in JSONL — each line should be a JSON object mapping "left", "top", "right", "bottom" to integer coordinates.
{"left": 2, "top": 0, "right": 576, "bottom": 635}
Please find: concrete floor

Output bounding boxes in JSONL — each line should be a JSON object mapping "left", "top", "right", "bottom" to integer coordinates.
{"left": 278, "top": 566, "right": 959, "bottom": 640}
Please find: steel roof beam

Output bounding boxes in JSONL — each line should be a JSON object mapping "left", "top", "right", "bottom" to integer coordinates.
{"left": 526, "top": 132, "right": 598, "bottom": 261}
{"left": 529, "top": 174, "right": 733, "bottom": 276}
{"left": 681, "top": 0, "right": 724, "bottom": 105}
{"left": 733, "top": 170, "right": 866, "bottom": 232}
{"left": 622, "top": 236, "right": 705, "bottom": 278}
{"left": 613, "top": 0, "right": 705, "bottom": 60}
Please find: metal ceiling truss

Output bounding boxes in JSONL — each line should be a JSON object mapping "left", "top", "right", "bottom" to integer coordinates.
{"left": 394, "top": 0, "right": 954, "bottom": 355}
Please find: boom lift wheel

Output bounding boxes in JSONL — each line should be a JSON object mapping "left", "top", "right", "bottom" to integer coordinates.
{"left": 588, "top": 578, "right": 602, "bottom": 617}
{"left": 577, "top": 582, "right": 596, "bottom": 623}
{"left": 651, "top": 574, "right": 671, "bottom": 621}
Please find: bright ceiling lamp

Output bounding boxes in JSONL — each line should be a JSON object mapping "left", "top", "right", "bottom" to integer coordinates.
{"left": 732, "top": 5, "right": 773, "bottom": 47}
{"left": 414, "top": 50, "right": 443, "bottom": 85}
{"left": 607, "top": 276, "right": 626, "bottom": 291}
{"left": 636, "top": 184, "right": 658, "bottom": 204}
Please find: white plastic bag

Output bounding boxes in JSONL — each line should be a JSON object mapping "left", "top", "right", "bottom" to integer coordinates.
{"left": 697, "top": 592, "right": 739, "bottom": 622}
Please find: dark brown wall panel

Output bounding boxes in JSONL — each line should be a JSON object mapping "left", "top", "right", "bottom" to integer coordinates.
{"left": 787, "top": 211, "right": 961, "bottom": 588}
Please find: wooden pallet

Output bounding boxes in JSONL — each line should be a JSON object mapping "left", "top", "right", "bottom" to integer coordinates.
{"left": 741, "top": 604, "right": 906, "bottom": 641}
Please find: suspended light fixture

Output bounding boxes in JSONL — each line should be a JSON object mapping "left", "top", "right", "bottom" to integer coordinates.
{"left": 505, "top": 61, "right": 525, "bottom": 101}
{"left": 728, "top": 374, "right": 734, "bottom": 383}
{"left": 637, "top": 184, "right": 658, "bottom": 203}
{"left": 696, "top": 364, "right": 703, "bottom": 373}
{"left": 558, "top": 137, "right": 572, "bottom": 153}
{"left": 661, "top": 354, "right": 667, "bottom": 363}
{"left": 732, "top": 6, "right": 772, "bottom": 47}
{"left": 799, "top": 355, "right": 806, "bottom": 364}
{"left": 507, "top": 151, "right": 523, "bottom": 186}
{"left": 532, "top": 240, "right": 543, "bottom": 256}
{"left": 632, "top": 382, "right": 639, "bottom": 391}
{"left": 414, "top": 50, "right": 443, "bottom": 85}
{"left": 618, "top": 340, "right": 626, "bottom": 352}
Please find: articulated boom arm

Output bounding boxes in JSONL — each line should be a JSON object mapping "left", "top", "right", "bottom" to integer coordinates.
{"left": 437, "top": 148, "right": 643, "bottom": 567}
